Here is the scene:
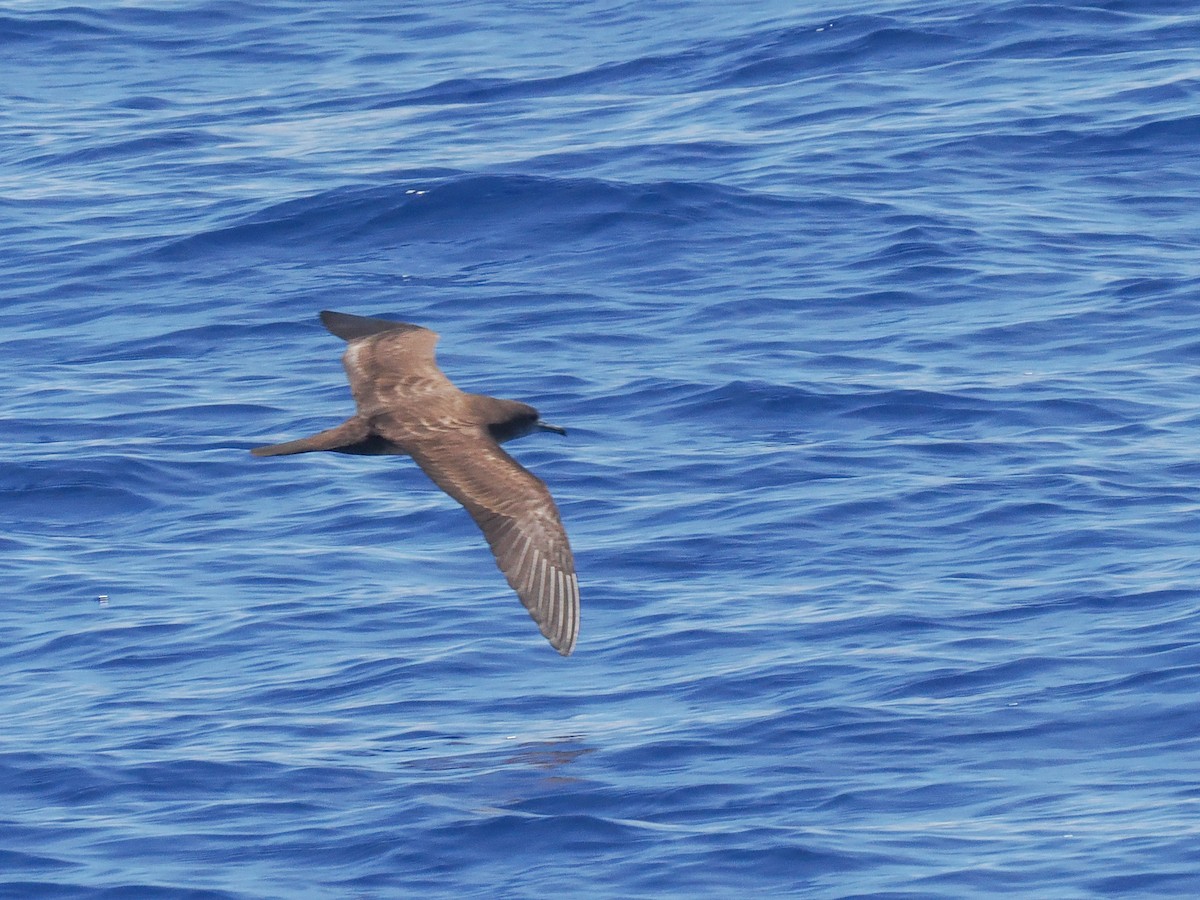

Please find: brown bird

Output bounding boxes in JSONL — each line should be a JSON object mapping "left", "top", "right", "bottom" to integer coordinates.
{"left": 252, "top": 310, "right": 579, "bottom": 656}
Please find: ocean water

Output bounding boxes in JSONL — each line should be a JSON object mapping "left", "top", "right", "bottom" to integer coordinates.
{"left": 4, "top": 1, "right": 1200, "bottom": 896}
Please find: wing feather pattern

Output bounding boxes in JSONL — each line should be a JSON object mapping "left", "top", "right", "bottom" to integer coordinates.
{"left": 319, "top": 310, "right": 451, "bottom": 416}
{"left": 396, "top": 428, "right": 579, "bottom": 655}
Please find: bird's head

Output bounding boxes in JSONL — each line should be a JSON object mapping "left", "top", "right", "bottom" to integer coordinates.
{"left": 479, "top": 397, "right": 567, "bottom": 443}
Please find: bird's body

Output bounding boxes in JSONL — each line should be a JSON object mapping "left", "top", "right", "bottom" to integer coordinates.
{"left": 252, "top": 310, "right": 579, "bottom": 656}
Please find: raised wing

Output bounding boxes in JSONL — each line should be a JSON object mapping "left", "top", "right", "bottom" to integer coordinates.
{"left": 395, "top": 427, "right": 580, "bottom": 656}
{"left": 319, "top": 310, "right": 453, "bottom": 416}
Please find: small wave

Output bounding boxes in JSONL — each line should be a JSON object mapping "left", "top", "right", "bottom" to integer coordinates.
{"left": 149, "top": 173, "right": 802, "bottom": 263}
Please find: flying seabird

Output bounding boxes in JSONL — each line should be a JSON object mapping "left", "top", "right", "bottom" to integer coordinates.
{"left": 251, "top": 310, "right": 579, "bottom": 656}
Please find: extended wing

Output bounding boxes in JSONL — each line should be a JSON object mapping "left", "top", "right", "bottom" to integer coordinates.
{"left": 320, "top": 310, "right": 453, "bottom": 416}
{"left": 396, "top": 426, "right": 580, "bottom": 656}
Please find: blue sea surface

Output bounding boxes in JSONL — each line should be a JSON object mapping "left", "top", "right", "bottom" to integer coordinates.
{"left": 4, "top": 1, "right": 1200, "bottom": 896}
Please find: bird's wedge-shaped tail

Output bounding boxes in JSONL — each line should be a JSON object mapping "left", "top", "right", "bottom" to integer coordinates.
{"left": 250, "top": 418, "right": 371, "bottom": 457}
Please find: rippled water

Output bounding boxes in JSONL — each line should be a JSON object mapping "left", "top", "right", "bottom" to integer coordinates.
{"left": 4, "top": 1, "right": 1200, "bottom": 896}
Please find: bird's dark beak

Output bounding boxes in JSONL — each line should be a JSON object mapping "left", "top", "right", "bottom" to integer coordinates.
{"left": 538, "top": 421, "right": 567, "bottom": 436}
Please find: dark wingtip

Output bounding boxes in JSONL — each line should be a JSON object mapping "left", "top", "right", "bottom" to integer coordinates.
{"left": 319, "top": 310, "right": 409, "bottom": 342}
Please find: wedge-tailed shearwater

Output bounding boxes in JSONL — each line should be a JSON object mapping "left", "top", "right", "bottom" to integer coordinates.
{"left": 252, "top": 310, "right": 579, "bottom": 656}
